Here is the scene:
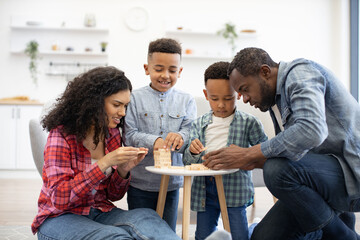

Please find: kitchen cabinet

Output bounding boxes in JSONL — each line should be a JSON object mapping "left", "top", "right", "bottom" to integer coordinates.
{"left": 0, "top": 104, "right": 43, "bottom": 169}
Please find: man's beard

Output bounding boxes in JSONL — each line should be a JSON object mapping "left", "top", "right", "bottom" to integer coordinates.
{"left": 258, "top": 80, "right": 275, "bottom": 112}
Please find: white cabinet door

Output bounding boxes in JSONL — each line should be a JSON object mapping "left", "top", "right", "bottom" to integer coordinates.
{"left": 15, "top": 105, "right": 43, "bottom": 169}
{"left": 0, "top": 104, "right": 43, "bottom": 169}
{"left": 0, "top": 105, "right": 17, "bottom": 169}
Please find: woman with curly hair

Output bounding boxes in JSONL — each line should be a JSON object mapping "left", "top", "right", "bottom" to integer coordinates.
{"left": 31, "top": 66, "right": 181, "bottom": 240}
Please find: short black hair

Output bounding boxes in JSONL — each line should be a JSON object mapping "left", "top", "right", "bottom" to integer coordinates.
{"left": 228, "top": 47, "right": 277, "bottom": 76}
{"left": 148, "top": 38, "right": 182, "bottom": 58}
{"left": 204, "top": 61, "right": 230, "bottom": 85}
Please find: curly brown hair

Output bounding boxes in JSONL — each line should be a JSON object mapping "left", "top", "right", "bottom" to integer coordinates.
{"left": 228, "top": 47, "right": 278, "bottom": 77}
{"left": 148, "top": 38, "right": 182, "bottom": 58}
{"left": 42, "top": 66, "right": 132, "bottom": 145}
{"left": 204, "top": 61, "right": 230, "bottom": 85}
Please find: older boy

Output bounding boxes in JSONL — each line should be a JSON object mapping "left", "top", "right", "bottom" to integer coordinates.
{"left": 124, "top": 38, "right": 197, "bottom": 231}
{"left": 183, "top": 61, "right": 268, "bottom": 240}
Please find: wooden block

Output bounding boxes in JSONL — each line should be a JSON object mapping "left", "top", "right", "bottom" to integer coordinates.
{"left": 154, "top": 149, "right": 171, "bottom": 168}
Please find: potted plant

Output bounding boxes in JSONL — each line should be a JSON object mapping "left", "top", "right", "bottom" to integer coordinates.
{"left": 217, "top": 22, "right": 238, "bottom": 54}
{"left": 24, "top": 40, "right": 40, "bottom": 86}
{"left": 100, "top": 41, "right": 108, "bottom": 52}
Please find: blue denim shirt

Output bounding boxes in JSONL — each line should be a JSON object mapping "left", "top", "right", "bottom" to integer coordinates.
{"left": 261, "top": 59, "right": 360, "bottom": 198}
{"left": 124, "top": 85, "right": 197, "bottom": 191}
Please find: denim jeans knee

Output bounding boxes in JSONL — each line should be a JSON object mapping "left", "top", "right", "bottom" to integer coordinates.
{"left": 261, "top": 153, "right": 352, "bottom": 233}
{"left": 262, "top": 157, "right": 289, "bottom": 197}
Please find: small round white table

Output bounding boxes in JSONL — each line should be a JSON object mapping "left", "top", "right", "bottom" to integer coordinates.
{"left": 145, "top": 166, "right": 239, "bottom": 240}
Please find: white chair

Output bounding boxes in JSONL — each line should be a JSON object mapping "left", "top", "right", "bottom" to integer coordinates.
{"left": 252, "top": 168, "right": 277, "bottom": 206}
{"left": 29, "top": 118, "right": 48, "bottom": 177}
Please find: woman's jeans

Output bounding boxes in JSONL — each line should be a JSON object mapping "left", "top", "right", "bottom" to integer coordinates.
{"left": 251, "top": 153, "right": 360, "bottom": 240}
{"left": 127, "top": 186, "right": 179, "bottom": 231}
{"left": 37, "top": 207, "right": 181, "bottom": 240}
{"left": 195, "top": 177, "right": 249, "bottom": 240}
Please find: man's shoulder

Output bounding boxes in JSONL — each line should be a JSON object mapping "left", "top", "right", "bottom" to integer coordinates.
{"left": 280, "top": 58, "right": 317, "bottom": 76}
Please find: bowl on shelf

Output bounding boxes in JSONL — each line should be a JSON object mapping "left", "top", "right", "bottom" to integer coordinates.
{"left": 26, "top": 21, "right": 43, "bottom": 26}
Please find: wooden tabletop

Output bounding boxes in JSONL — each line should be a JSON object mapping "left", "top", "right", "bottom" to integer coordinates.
{"left": 0, "top": 100, "right": 43, "bottom": 105}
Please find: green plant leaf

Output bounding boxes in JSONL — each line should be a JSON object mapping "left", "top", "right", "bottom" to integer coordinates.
{"left": 24, "top": 40, "right": 39, "bottom": 86}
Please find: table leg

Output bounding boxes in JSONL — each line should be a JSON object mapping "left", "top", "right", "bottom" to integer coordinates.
{"left": 182, "top": 176, "right": 191, "bottom": 240}
{"left": 156, "top": 174, "right": 169, "bottom": 218}
{"left": 215, "top": 175, "right": 231, "bottom": 233}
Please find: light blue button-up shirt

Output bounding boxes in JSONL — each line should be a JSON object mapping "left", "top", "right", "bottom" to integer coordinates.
{"left": 124, "top": 85, "right": 197, "bottom": 191}
{"left": 261, "top": 59, "right": 360, "bottom": 198}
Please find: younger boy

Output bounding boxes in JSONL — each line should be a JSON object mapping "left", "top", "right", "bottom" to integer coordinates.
{"left": 124, "top": 38, "right": 197, "bottom": 231}
{"left": 183, "top": 61, "right": 268, "bottom": 240}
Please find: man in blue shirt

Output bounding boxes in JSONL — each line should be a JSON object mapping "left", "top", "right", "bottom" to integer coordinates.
{"left": 203, "top": 47, "right": 360, "bottom": 239}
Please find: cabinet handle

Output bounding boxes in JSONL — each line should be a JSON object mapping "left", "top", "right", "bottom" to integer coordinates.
{"left": 12, "top": 108, "right": 15, "bottom": 119}
{"left": 17, "top": 108, "right": 21, "bottom": 119}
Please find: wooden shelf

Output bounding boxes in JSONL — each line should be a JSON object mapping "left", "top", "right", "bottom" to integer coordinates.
{"left": 11, "top": 50, "right": 108, "bottom": 57}
{"left": 11, "top": 25, "right": 109, "bottom": 33}
{"left": 165, "top": 30, "right": 258, "bottom": 38}
{"left": 182, "top": 54, "right": 231, "bottom": 60}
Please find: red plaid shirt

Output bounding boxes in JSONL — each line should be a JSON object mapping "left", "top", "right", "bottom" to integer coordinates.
{"left": 31, "top": 126, "right": 130, "bottom": 234}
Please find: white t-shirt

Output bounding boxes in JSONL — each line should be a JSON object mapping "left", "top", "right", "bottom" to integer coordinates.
{"left": 271, "top": 104, "right": 284, "bottom": 132}
{"left": 205, "top": 113, "right": 235, "bottom": 152}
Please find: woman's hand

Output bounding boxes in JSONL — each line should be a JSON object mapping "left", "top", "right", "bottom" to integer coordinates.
{"left": 117, "top": 147, "right": 148, "bottom": 177}
{"left": 97, "top": 147, "right": 148, "bottom": 178}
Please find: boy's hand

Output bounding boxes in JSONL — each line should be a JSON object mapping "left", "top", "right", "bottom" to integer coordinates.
{"left": 154, "top": 137, "right": 166, "bottom": 150}
{"left": 164, "top": 132, "right": 184, "bottom": 151}
{"left": 190, "top": 139, "right": 206, "bottom": 155}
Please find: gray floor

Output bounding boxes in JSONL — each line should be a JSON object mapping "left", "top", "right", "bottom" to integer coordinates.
{"left": 0, "top": 224, "right": 196, "bottom": 240}
{"left": 0, "top": 225, "right": 37, "bottom": 240}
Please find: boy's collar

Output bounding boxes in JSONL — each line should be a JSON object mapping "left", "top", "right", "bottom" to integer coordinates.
{"left": 147, "top": 84, "right": 174, "bottom": 95}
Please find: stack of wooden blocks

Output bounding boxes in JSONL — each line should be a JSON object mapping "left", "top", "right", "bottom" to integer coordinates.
{"left": 154, "top": 149, "right": 171, "bottom": 168}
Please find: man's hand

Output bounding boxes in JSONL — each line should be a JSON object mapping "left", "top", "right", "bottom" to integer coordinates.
{"left": 202, "top": 144, "right": 266, "bottom": 170}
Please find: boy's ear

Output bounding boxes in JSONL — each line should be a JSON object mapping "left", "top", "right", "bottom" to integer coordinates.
{"left": 177, "top": 66, "right": 183, "bottom": 78}
{"left": 203, "top": 89, "right": 209, "bottom": 100}
{"left": 144, "top": 64, "right": 150, "bottom": 75}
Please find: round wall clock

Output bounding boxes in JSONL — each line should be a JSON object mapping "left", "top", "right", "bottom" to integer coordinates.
{"left": 124, "top": 6, "right": 149, "bottom": 32}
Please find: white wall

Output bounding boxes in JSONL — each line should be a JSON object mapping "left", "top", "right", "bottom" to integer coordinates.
{"left": 0, "top": 0, "right": 350, "bottom": 102}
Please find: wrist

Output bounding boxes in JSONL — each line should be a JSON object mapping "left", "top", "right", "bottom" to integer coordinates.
{"left": 248, "top": 144, "right": 266, "bottom": 162}
{"left": 117, "top": 167, "right": 129, "bottom": 179}
{"left": 97, "top": 159, "right": 111, "bottom": 173}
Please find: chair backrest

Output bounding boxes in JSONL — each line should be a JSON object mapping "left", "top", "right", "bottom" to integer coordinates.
{"left": 29, "top": 118, "right": 48, "bottom": 177}
{"left": 252, "top": 168, "right": 265, "bottom": 187}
